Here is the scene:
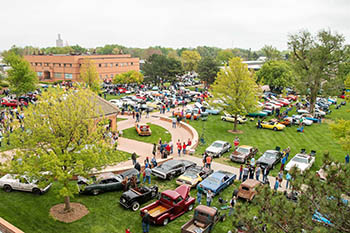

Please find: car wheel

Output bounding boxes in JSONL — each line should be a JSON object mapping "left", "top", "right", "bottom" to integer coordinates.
{"left": 188, "top": 204, "right": 194, "bottom": 211}
{"left": 168, "top": 174, "right": 174, "bottom": 180}
{"left": 163, "top": 218, "right": 169, "bottom": 226}
{"left": 131, "top": 202, "right": 140, "bottom": 211}
{"left": 3, "top": 185, "right": 12, "bottom": 193}
{"left": 222, "top": 118, "right": 226, "bottom": 121}
{"left": 32, "top": 188, "right": 42, "bottom": 195}
{"left": 151, "top": 190, "right": 157, "bottom": 198}
{"left": 92, "top": 189, "right": 100, "bottom": 196}
{"left": 273, "top": 127, "right": 277, "bottom": 131}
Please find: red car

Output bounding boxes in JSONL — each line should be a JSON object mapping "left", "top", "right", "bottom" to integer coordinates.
{"left": 1, "top": 99, "right": 28, "bottom": 108}
{"left": 140, "top": 184, "right": 195, "bottom": 226}
{"left": 118, "top": 87, "right": 127, "bottom": 93}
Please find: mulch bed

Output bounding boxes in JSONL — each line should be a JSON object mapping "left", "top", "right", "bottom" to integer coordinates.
{"left": 50, "top": 203, "right": 89, "bottom": 223}
{"left": 227, "top": 130, "right": 244, "bottom": 134}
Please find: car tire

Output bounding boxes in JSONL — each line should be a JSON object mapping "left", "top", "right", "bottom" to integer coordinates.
{"left": 3, "top": 185, "right": 12, "bottom": 193}
{"left": 273, "top": 127, "right": 277, "bottom": 131}
{"left": 151, "top": 190, "right": 157, "bottom": 198}
{"left": 92, "top": 189, "right": 100, "bottom": 196}
{"left": 168, "top": 174, "right": 174, "bottom": 180}
{"left": 233, "top": 189, "right": 239, "bottom": 197}
{"left": 131, "top": 202, "right": 140, "bottom": 211}
{"left": 32, "top": 188, "right": 42, "bottom": 195}
{"left": 163, "top": 218, "right": 169, "bottom": 226}
{"left": 222, "top": 118, "right": 226, "bottom": 121}
{"left": 188, "top": 204, "right": 194, "bottom": 211}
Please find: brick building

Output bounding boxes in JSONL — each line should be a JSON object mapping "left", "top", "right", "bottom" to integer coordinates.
{"left": 24, "top": 54, "right": 140, "bottom": 82}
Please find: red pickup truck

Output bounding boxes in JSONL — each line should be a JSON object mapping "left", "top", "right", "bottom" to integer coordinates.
{"left": 140, "top": 184, "right": 195, "bottom": 226}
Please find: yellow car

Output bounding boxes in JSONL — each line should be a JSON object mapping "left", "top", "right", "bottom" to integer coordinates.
{"left": 258, "top": 121, "right": 286, "bottom": 131}
{"left": 176, "top": 166, "right": 213, "bottom": 188}
{"left": 221, "top": 112, "right": 247, "bottom": 124}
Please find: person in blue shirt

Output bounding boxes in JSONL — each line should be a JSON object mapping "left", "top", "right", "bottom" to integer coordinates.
{"left": 280, "top": 153, "right": 287, "bottom": 171}
{"left": 286, "top": 172, "right": 292, "bottom": 189}
{"left": 196, "top": 184, "right": 204, "bottom": 204}
{"left": 274, "top": 177, "right": 279, "bottom": 192}
{"left": 346, "top": 154, "right": 350, "bottom": 164}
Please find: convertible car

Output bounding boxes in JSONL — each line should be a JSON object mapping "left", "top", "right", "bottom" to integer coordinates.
{"left": 176, "top": 166, "right": 213, "bottom": 188}
{"left": 119, "top": 185, "right": 159, "bottom": 211}
{"left": 258, "top": 121, "right": 286, "bottom": 131}
{"left": 221, "top": 112, "right": 247, "bottom": 124}
{"left": 135, "top": 124, "right": 152, "bottom": 136}
{"left": 198, "top": 171, "right": 236, "bottom": 196}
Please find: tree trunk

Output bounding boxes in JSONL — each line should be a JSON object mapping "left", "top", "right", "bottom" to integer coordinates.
{"left": 64, "top": 196, "right": 71, "bottom": 212}
{"left": 234, "top": 113, "right": 238, "bottom": 132}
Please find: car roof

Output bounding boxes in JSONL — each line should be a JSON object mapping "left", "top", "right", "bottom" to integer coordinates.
{"left": 212, "top": 140, "right": 227, "bottom": 144}
{"left": 239, "top": 145, "right": 253, "bottom": 149}
{"left": 163, "top": 160, "right": 183, "bottom": 166}
{"left": 241, "top": 179, "right": 261, "bottom": 187}
{"left": 294, "top": 153, "right": 311, "bottom": 159}
{"left": 211, "top": 170, "right": 233, "bottom": 179}
{"left": 195, "top": 205, "right": 217, "bottom": 217}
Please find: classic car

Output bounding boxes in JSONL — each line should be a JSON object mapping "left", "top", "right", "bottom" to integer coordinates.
{"left": 286, "top": 95, "right": 297, "bottom": 101}
{"left": 221, "top": 112, "right": 247, "bottom": 124}
{"left": 119, "top": 185, "right": 159, "bottom": 211}
{"left": 234, "top": 179, "right": 261, "bottom": 201}
{"left": 230, "top": 145, "right": 258, "bottom": 163}
{"left": 301, "top": 114, "right": 319, "bottom": 123}
{"left": 176, "top": 166, "right": 213, "bottom": 187}
{"left": 297, "top": 109, "right": 310, "bottom": 114}
{"left": 205, "top": 140, "right": 231, "bottom": 158}
{"left": 198, "top": 171, "right": 236, "bottom": 196}
{"left": 205, "top": 107, "right": 221, "bottom": 115}
{"left": 278, "top": 118, "right": 292, "bottom": 126}
{"left": 247, "top": 111, "right": 268, "bottom": 117}
{"left": 78, "top": 169, "right": 140, "bottom": 195}
{"left": 181, "top": 205, "right": 225, "bottom": 233}
{"left": 256, "top": 148, "right": 282, "bottom": 169}
{"left": 151, "top": 159, "right": 196, "bottom": 180}
{"left": 262, "top": 109, "right": 273, "bottom": 116}
{"left": 185, "top": 108, "right": 201, "bottom": 120}
{"left": 140, "top": 184, "right": 196, "bottom": 226}
{"left": 288, "top": 115, "right": 313, "bottom": 126}
{"left": 258, "top": 121, "right": 286, "bottom": 131}
{"left": 135, "top": 124, "right": 152, "bottom": 136}
{"left": 1, "top": 98, "right": 28, "bottom": 107}
{"left": 0, "top": 174, "right": 52, "bottom": 195}
{"left": 285, "top": 150, "right": 316, "bottom": 173}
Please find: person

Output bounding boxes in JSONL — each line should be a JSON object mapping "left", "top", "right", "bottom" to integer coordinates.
{"left": 151, "top": 155, "right": 157, "bottom": 168}
{"left": 274, "top": 177, "right": 279, "bottom": 192}
{"left": 228, "top": 196, "right": 237, "bottom": 216}
{"left": 206, "top": 190, "right": 213, "bottom": 207}
{"left": 131, "top": 152, "right": 137, "bottom": 165}
{"left": 136, "top": 112, "right": 140, "bottom": 122}
{"left": 196, "top": 184, "right": 204, "bottom": 204}
{"left": 132, "top": 110, "right": 135, "bottom": 119}
{"left": 286, "top": 172, "right": 292, "bottom": 189}
{"left": 257, "top": 119, "right": 262, "bottom": 129}
{"left": 206, "top": 155, "right": 212, "bottom": 169}
{"left": 172, "top": 117, "right": 177, "bottom": 128}
{"left": 146, "top": 108, "right": 150, "bottom": 118}
{"left": 248, "top": 165, "right": 255, "bottom": 179}
{"left": 152, "top": 143, "right": 157, "bottom": 157}
{"left": 346, "top": 154, "right": 350, "bottom": 164}
{"left": 202, "top": 153, "right": 207, "bottom": 167}
{"left": 278, "top": 171, "right": 283, "bottom": 187}
{"left": 239, "top": 164, "right": 243, "bottom": 181}
{"left": 142, "top": 210, "right": 150, "bottom": 233}
{"left": 250, "top": 157, "right": 255, "bottom": 167}
{"left": 182, "top": 142, "right": 187, "bottom": 155}
{"left": 122, "top": 176, "right": 129, "bottom": 191}
{"left": 262, "top": 166, "right": 269, "bottom": 183}
{"left": 134, "top": 160, "right": 141, "bottom": 179}
{"left": 125, "top": 229, "right": 131, "bottom": 233}
{"left": 242, "top": 166, "right": 249, "bottom": 182}
{"left": 169, "top": 141, "right": 173, "bottom": 154}
{"left": 143, "top": 166, "right": 152, "bottom": 184}
{"left": 255, "top": 165, "right": 261, "bottom": 181}
{"left": 130, "top": 175, "right": 137, "bottom": 189}
{"left": 234, "top": 137, "right": 240, "bottom": 149}
{"left": 187, "top": 138, "right": 192, "bottom": 147}
{"left": 280, "top": 153, "right": 287, "bottom": 171}
{"left": 177, "top": 141, "right": 182, "bottom": 156}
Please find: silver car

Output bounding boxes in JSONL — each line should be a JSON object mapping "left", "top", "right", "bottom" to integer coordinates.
{"left": 205, "top": 140, "right": 231, "bottom": 158}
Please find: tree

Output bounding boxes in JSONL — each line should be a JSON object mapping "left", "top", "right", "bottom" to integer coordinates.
{"left": 234, "top": 154, "right": 350, "bottom": 233}
{"left": 4, "top": 52, "right": 38, "bottom": 98}
{"left": 210, "top": 57, "right": 260, "bottom": 131}
{"left": 256, "top": 60, "right": 294, "bottom": 92}
{"left": 288, "top": 29, "right": 346, "bottom": 114}
{"left": 197, "top": 57, "right": 220, "bottom": 87}
{"left": 181, "top": 50, "right": 201, "bottom": 72}
{"left": 1, "top": 88, "right": 121, "bottom": 212}
{"left": 80, "top": 58, "right": 101, "bottom": 94}
{"left": 216, "top": 49, "right": 234, "bottom": 64}
{"left": 167, "top": 50, "right": 180, "bottom": 60}
{"left": 113, "top": 70, "right": 144, "bottom": 84}
{"left": 260, "top": 45, "right": 282, "bottom": 61}
{"left": 330, "top": 119, "right": 350, "bottom": 153}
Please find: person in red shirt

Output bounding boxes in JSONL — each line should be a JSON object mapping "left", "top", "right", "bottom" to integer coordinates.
{"left": 206, "top": 155, "right": 212, "bottom": 169}
{"left": 187, "top": 138, "right": 192, "bottom": 147}
{"left": 182, "top": 142, "right": 187, "bottom": 155}
{"left": 177, "top": 140, "right": 182, "bottom": 156}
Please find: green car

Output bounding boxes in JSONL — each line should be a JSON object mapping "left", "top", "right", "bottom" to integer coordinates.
{"left": 247, "top": 111, "right": 268, "bottom": 117}
{"left": 78, "top": 169, "right": 139, "bottom": 195}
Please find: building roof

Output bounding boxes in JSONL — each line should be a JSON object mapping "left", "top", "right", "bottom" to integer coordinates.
{"left": 93, "top": 95, "right": 119, "bottom": 117}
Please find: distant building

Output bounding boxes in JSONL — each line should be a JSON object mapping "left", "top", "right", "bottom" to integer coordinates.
{"left": 219, "top": 57, "right": 266, "bottom": 71}
{"left": 24, "top": 54, "right": 140, "bottom": 82}
{"left": 56, "top": 34, "right": 63, "bottom": 48}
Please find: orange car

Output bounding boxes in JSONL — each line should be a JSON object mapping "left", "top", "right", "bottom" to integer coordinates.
{"left": 135, "top": 124, "right": 152, "bottom": 136}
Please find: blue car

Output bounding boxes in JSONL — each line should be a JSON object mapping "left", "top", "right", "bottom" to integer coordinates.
{"left": 312, "top": 211, "right": 332, "bottom": 226}
{"left": 205, "top": 108, "right": 221, "bottom": 115}
{"left": 198, "top": 171, "right": 236, "bottom": 196}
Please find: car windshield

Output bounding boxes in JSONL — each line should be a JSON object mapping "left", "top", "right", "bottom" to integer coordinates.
{"left": 211, "top": 142, "right": 223, "bottom": 148}
{"left": 263, "top": 152, "right": 276, "bottom": 159}
{"left": 183, "top": 171, "right": 197, "bottom": 179}
{"left": 237, "top": 147, "right": 249, "bottom": 154}
{"left": 292, "top": 156, "right": 308, "bottom": 164}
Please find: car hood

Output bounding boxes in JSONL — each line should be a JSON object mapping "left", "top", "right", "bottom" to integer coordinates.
{"left": 206, "top": 146, "right": 221, "bottom": 153}
{"left": 199, "top": 179, "right": 220, "bottom": 191}
{"left": 285, "top": 161, "right": 308, "bottom": 171}
{"left": 152, "top": 167, "right": 168, "bottom": 174}
{"left": 231, "top": 151, "right": 246, "bottom": 158}
{"left": 257, "top": 157, "right": 274, "bottom": 165}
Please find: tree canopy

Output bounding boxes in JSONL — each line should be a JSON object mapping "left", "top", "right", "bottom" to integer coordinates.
{"left": 197, "top": 56, "right": 220, "bottom": 86}
{"left": 113, "top": 70, "right": 144, "bottom": 84}
{"left": 181, "top": 50, "right": 201, "bottom": 72}
{"left": 80, "top": 58, "right": 101, "bottom": 94}
{"left": 216, "top": 49, "right": 235, "bottom": 64}
{"left": 260, "top": 45, "right": 282, "bottom": 61}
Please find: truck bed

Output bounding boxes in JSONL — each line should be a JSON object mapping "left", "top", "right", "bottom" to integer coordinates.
{"left": 149, "top": 205, "right": 169, "bottom": 218}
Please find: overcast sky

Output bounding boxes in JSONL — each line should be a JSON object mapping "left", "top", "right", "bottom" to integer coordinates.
{"left": 0, "top": 0, "right": 349, "bottom": 51}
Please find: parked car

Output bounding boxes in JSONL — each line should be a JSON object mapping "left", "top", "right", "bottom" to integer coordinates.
{"left": 1, "top": 98, "right": 28, "bottom": 107}
{"left": 198, "top": 171, "right": 236, "bottom": 196}
{"left": 258, "top": 121, "right": 286, "bottom": 131}
{"left": 221, "top": 112, "right": 247, "bottom": 124}
{"left": 151, "top": 160, "right": 196, "bottom": 180}
{"left": 119, "top": 185, "right": 159, "bottom": 211}
{"left": 176, "top": 166, "right": 213, "bottom": 188}
{"left": 301, "top": 114, "right": 319, "bottom": 123}
{"left": 135, "top": 123, "right": 152, "bottom": 136}
{"left": 109, "top": 99, "right": 123, "bottom": 108}
{"left": 140, "top": 184, "right": 195, "bottom": 226}
{"left": 297, "top": 109, "right": 309, "bottom": 114}
{"left": 205, "top": 140, "right": 231, "bottom": 158}
{"left": 285, "top": 150, "right": 316, "bottom": 173}
{"left": 230, "top": 145, "right": 258, "bottom": 163}
{"left": 78, "top": 169, "right": 139, "bottom": 195}
{"left": 181, "top": 205, "right": 225, "bottom": 233}
{"left": 256, "top": 148, "right": 282, "bottom": 169}
{"left": 289, "top": 115, "right": 313, "bottom": 126}
{"left": 0, "top": 174, "right": 52, "bottom": 195}
{"left": 205, "top": 107, "right": 221, "bottom": 115}
{"left": 234, "top": 179, "right": 261, "bottom": 201}
{"left": 247, "top": 111, "right": 268, "bottom": 117}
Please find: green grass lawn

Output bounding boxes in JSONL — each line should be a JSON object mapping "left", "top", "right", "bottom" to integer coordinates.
{"left": 122, "top": 123, "right": 172, "bottom": 144}
{"left": 189, "top": 101, "right": 350, "bottom": 177}
{"left": 0, "top": 176, "right": 242, "bottom": 233}
{"left": 105, "top": 93, "right": 128, "bottom": 101}
{"left": 116, "top": 117, "right": 127, "bottom": 122}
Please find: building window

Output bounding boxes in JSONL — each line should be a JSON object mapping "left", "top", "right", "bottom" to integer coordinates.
{"left": 105, "top": 75, "right": 108, "bottom": 78}
{"left": 120, "top": 63, "right": 123, "bottom": 67}
{"left": 44, "top": 63, "right": 49, "bottom": 67}
{"left": 131, "top": 62, "right": 134, "bottom": 65}
{"left": 38, "top": 63, "right": 42, "bottom": 66}
{"left": 37, "top": 72, "right": 42, "bottom": 77}
{"left": 64, "top": 73, "right": 73, "bottom": 79}
{"left": 110, "top": 63, "right": 113, "bottom": 67}
{"left": 70, "top": 64, "right": 72, "bottom": 67}
{"left": 54, "top": 73, "right": 62, "bottom": 78}
{"left": 99, "top": 75, "right": 102, "bottom": 79}
{"left": 105, "top": 63, "right": 108, "bottom": 67}
{"left": 115, "top": 63, "right": 118, "bottom": 67}
{"left": 64, "top": 64, "right": 66, "bottom": 67}
{"left": 99, "top": 64, "right": 102, "bottom": 67}
{"left": 110, "top": 74, "right": 113, "bottom": 78}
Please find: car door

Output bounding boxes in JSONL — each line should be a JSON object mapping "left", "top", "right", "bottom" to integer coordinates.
{"left": 224, "top": 143, "right": 230, "bottom": 152}
{"left": 19, "top": 177, "right": 33, "bottom": 192}
{"left": 173, "top": 196, "right": 185, "bottom": 216}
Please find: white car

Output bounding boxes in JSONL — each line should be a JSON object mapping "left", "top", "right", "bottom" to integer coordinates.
{"left": 0, "top": 174, "right": 52, "bottom": 194}
{"left": 285, "top": 152, "right": 316, "bottom": 173}
{"left": 109, "top": 99, "right": 123, "bottom": 108}
{"left": 292, "top": 115, "right": 313, "bottom": 126}
{"left": 297, "top": 109, "right": 309, "bottom": 114}
{"left": 315, "top": 108, "right": 326, "bottom": 116}
{"left": 221, "top": 112, "right": 247, "bottom": 124}
{"left": 205, "top": 140, "right": 231, "bottom": 158}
